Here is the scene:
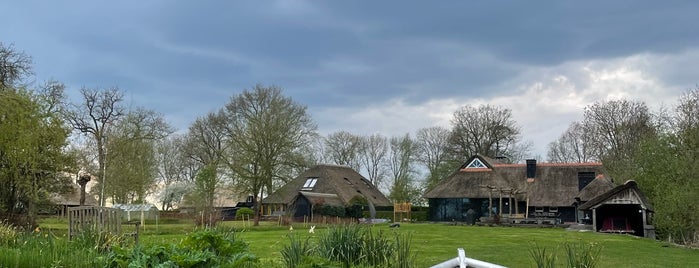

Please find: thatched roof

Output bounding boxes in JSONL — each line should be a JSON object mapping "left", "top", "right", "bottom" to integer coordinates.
{"left": 262, "top": 164, "right": 392, "bottom": 207}
{"left": 295, "top": 192, "right": 345, "bottom": 207}
{"left": 579, "top": 180, "right": 654, "bottom": 211}
{"left": 424, "top": 155, "right": 611, "bottom": 207}
{"left": 576, "top": 175, "right": 615, "bottom": 202}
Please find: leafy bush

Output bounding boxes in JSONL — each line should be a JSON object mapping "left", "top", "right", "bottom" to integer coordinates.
{"left": 317, "top": 224, "right": 364, "bottom": 267}
{"left": 529, "top": 241, "right": 602, "bottom": 268}
{"left": 529, "top": 242, "right": 557, "bottom": 268}
{"left": 280, "top": 233, "right": 315, "bottom": 268}
{"left": 181, "top": 227, "right": 248, "bottom": 256}
{"left": 105, "top": 227, "right": 257, "bottom": 268}
{"left": 564, "top": 242, "right": 601, "bottom": 268}
{"left": 345, "top": 204, "right": 363, "bottom": 219}
{"left": 71, "top": 227, "right": 133, "bottom": 252}
{"left": 282, "top": 224, "right": 416, "bottom": 268}
{"left": 0, "top": 222, "right": 18, "bottom": 246}
{"left": 317, "top": 205, "right": 346, "bottom": 217}
{"left": 0, "top": 231, "right": 107, "bottom": 267}
{"left": 236, "top": 208, "right": 254, "bottom": 220}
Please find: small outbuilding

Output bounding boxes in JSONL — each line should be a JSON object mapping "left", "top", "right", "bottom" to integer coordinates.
{"left": 112, "top": 203, "right": 159, "bottom": 225}
{"left": 578, "top": 180, "right": 655, "bottom": 239}
{"left": 262, "top": 164, "right": 392, "bottom": 220}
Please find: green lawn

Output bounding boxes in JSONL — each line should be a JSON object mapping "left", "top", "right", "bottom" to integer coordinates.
{"left": 37, "top": 218, "right": 699, "bottom": 267}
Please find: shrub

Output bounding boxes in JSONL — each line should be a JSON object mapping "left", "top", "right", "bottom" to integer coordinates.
{"left": 0, "top": 222, "right": 18, "bottom": 246}
{"left": 317, "top": 224, "right": 364, "bottom": 267}
{"left": 345, "top": 204, "right": 363, "bottom": 219}
{"left": 0, "top": 231, "right": 107, "bottom": 267}
{"left": 317, "top": 205, "right": 346, "bottom": 217}
{"left": 282, "top": 224, "right": 417, "bottom": 268}
{"left": 529, "top": 242, "right": 557, "bottom": 268}
{"left": 71, "top": 226, "right": 133, "bottom": 252}
{"left": 529, "top": 241, "right": 603, "bottom": 268}
{"left": 564, "top": 242, "right": 601, "bottom": 268}
{"left": 236, "top": 208, "right": 254, "bottom": 220}
{"left": 105, "top": 227, "right": 257, "bottom": 268}
{"left": 280, "top": 233, "right": 315, "bottom": 268}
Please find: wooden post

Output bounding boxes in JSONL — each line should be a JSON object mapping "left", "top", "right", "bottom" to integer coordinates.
{"left": 508, "top": 192, "right": 512, "bottom": 216}
{"left": 488, "top": 190, "right": 493, "bottom": 217}
{"left": 525, "top": 195, "right": 529, "bottom": 219}
{"left": 592, "top": 208, "right": 597, "bottom": 231}
{"left": 498, "top": 190, "right": 502, "bottom": 217}
{"left": 134, "top": 222, "right": 140, "bottom": 244}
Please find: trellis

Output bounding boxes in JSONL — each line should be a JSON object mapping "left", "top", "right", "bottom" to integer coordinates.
{"left": 68, "top": 206, "right": 122, "bottom": 240}
{"left": 393, "top": 202, "right": 412, "bottom": 222}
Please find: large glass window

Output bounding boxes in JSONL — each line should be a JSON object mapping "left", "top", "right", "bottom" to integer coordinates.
{"left": 466, "top": 158, "right": 486, "bottom": 168}
{"left": 302, "top": 177, "right": 318, "bottom": 190}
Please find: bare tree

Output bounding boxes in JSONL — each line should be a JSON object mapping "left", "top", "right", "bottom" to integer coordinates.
{"left": 415, "top": 126, "right": 452, "bottom": 190}
{"left": 387, "top": 134, "right": 419, "bottom": 203}
{"left": 155, "top": 134, "right": 192, "bottom": 210}
{"left": 184, "top": 111, "right": 228, "bottom": 169}
{"left": 223, "top": 84, "right": 317, "bottom": 225}
{"left": 324, "top": 131, "right": 363, "bottom": 170}
{"left": 182, "top": 111, "right": 229, "bottom": 222}
{"left": 104, "top": 108, "right": 171, "bottom": 204}
{"left": 547, "top": 122, "right": 598, "bottom": 163}
{"left": 0, "top": 42, "right": 32, "bottom": 89}
{"left": 448, "top": 104, "right": 523, "bottom": 163}
{"left": 674, "top": 87, "right": 699, "bottom": 137}
{"left": 583, "top": 100, "right": 656, "bottom": 159}
{"left": 583, "top": 99, "right": 657, "bottom": 179}
{"left": 359, "top": 133, "right": 388, "bottom": 187}
{"left": 66, "top": 87, "right": 125, "bottom": 206}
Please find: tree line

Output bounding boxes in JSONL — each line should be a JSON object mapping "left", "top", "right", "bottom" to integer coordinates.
{"left": 1, "top": 43, "right": 696, "bottom": 244}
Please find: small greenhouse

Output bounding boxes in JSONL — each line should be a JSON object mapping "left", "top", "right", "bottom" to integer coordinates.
{"left": 112, "top": 203, "right": 159, "bottom": 225}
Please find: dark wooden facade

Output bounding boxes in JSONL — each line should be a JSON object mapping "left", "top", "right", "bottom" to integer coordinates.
{"left": 579, "top": 180, "right": 655, "bottom": 238}
{"left": 424, "top": 155, "right": 614, "bottom": 224}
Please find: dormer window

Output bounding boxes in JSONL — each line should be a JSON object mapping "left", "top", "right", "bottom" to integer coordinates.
{"left": 302, "top": 177, "right": 318, "bottom": 190}
{"left": 466, "top": 158, "right": 487, "bottom": 168}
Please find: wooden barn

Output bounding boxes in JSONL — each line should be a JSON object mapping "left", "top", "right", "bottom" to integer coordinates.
{"left": 424, "top": 155, "right": 615, "bottom": 224}
{"left": 261, "top": 164, "right": 392, "bottom": 220}
{"left": 578, "top": 180, "right": 655, "bottom": 238}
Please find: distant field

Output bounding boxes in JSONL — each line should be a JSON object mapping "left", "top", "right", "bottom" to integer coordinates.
{"left": 39, "top": 218, "right": 699, "bottom": 267}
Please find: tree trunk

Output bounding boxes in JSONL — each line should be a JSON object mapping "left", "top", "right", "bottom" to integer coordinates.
{"left": 253, "top": 195, "right": 260, "bottom": 226}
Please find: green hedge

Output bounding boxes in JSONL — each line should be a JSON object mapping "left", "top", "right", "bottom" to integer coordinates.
{"left": 363, "top": 211, "right": 427, "bottom": 222}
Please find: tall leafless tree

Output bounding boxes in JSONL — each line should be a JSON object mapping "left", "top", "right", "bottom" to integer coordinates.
{"left": 583, "top": 99, "right": 657, "bottom": 179}
{"left": 66, "top": 87, "right": 125, "bottom": 206}
{"left": 324, "top": 131, "right": 363, "bottom": 170}
{"left": 547, "top": 121, "right": 598, "bottom": 163}
{"left": 359, "top": 133, "right": 388, "bottom": 187}
{"left": 0, "top": 42, "right": 32, "bottom": 89}
{"left": 448, "top": 104, "right": 524, "bottom": 163}
{"left": 387, "top": 134, "right": 418, "bottom": 203}
{"left": 155, "top": 134, "right": 192, "bottom": 210}
{"left": 415, "top": 126, "right": 452, "bottom": 190}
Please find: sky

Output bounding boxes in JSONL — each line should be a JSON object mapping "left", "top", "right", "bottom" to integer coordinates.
{"left": 2, "top": 1, "right": 698, "bottom": 159}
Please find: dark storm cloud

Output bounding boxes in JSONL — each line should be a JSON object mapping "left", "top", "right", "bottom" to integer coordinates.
{"left": 1, "top": 0, "right": 697, "bottom": 136}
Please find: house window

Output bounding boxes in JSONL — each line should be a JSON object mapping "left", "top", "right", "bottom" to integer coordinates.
{"left": 302, "top": 177, "right": 318, "bottom": 190}
{"left": 344, "top": 178, "right": 353, "bottom": 185}
{"left": 466, "top": 158, "right": 486, "bottom": 168}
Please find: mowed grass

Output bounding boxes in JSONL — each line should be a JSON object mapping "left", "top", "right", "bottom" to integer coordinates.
{"left": 37, "top": 218, "right": 698, "bottom": 267}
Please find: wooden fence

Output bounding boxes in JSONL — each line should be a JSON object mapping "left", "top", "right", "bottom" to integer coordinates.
{"left": 68, "top": 206, "right": 122, "bottom": 240}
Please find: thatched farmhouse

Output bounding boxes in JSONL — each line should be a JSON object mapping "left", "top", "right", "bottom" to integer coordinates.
{"left": 579, "top": 180, "right": 655, "bottom": 238}
{"left": 424, "top": 155, "right": 615, "bottom": 224}
{"left": 261, "top": 164, "right": 392, "bottom": 219}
